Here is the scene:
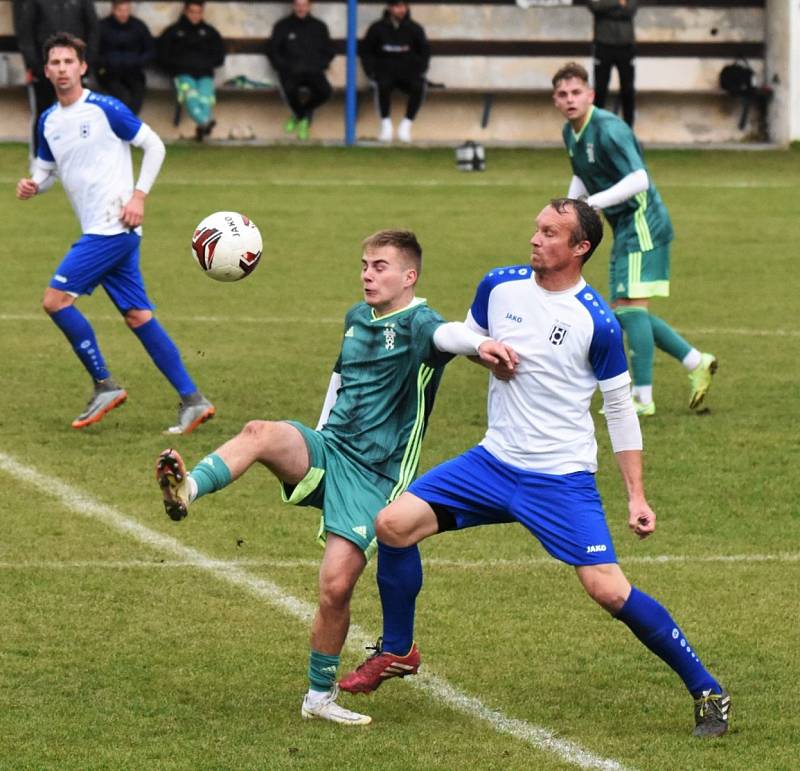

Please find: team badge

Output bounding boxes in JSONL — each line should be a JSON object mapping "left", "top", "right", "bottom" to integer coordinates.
{"left": 383, "top": 324, "right": 396, "bottom": 350}
{"left": 549, "top": 323, "right": 569, "bottom": 345}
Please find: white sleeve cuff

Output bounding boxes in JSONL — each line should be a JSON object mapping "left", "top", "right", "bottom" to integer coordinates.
{"left": 587, "top": 168, "right": 649, "bottom": 210}
{"left": 433, "top": 322, "right": 491, "bottom": 355}
{"left": 602, "top": 384, "right": 643, "bottom": 453}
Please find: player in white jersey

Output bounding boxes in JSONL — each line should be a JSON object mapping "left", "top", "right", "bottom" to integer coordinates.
{"left": 340, "top": 199, "right": 730, "bottom": 738}
{"left": 15, "top": 32, "right": 213, "bottom": 433}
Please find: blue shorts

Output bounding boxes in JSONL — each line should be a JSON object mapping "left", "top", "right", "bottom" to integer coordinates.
{"left": 50, "top": 231, "right": 153, "bottom": 312}
{"left": 407, "top": 445, "right": 617, "bottom": 566}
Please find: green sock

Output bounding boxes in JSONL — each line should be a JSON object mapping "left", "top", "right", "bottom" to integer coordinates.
{"left": 189, "top": 453, "right": 232, "bottom": 499}
{"left": 649, "top": 314, "right": 692, "bottom": 362}
{"left": 308, "top": 650, "right": 340, "bottom": 692}
{"left": 615, "top": 307, "right": 654, "bottom": 387}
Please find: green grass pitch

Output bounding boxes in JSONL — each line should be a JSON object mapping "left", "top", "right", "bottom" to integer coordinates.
{"left": 1, "top": 142, "right": 798, "bottom": 770}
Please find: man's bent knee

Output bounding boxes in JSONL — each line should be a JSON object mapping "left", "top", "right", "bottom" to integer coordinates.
{"left": 42, "top": 288, "right": 75, "bottom": 315}
{"left": 124, "top": 309, "right": 153, "bottom": 329}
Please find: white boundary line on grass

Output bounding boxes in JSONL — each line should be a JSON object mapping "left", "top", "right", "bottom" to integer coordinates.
{"left": 0, "top": 450, "right": 628, "bottom": 771}
{"left": 1, "top": 552, "right": 798, "bottom": 571}
{"left": 0, "top": 313, "right": 797, "bottom": 339}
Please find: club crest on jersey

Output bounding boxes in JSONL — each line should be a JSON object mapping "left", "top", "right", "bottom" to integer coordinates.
{"left": 549, "top": 322, "right": 569, "bottom": 345}
{"left": 80, "top": 122, "right": 91, "bottom": 138}
{"left": 383, "top": 323, "right": 396, "bottom": 350}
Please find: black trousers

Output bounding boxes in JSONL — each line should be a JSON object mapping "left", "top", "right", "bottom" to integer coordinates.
{"left": 96, "top": 71, "right": 147, "bottom": 115}
{"left": 279, "top": 71, "right": 332, "bottom": 120}
{"left": 593, "top": 43, "right": 636, "bottom": 128}
{"left": 375, "top": 74, "right": 426, "bottom": 120}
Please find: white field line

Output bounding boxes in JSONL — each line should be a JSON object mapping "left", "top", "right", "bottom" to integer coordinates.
{"left": 0, "top": 313, "right": 797, "bottom": 339}
{"left": 1, "top": 552, "right": 798, "bottom": 571}
{"left": 0, "top": 450, "right": 628, "bottom": 771}
{"left": 1, "top": 176, "right": 790, "bottom": 190}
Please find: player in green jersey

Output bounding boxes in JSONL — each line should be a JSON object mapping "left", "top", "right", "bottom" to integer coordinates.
{"left": 552, "top": 62, "right": 717, "bottom": 416}
{"left": 154, "top": 229, "right": 517, "bottom": 725}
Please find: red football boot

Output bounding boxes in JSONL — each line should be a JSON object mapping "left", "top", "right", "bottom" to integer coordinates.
{"left": 339, "top": 638, "right": 420, "bottom": 695}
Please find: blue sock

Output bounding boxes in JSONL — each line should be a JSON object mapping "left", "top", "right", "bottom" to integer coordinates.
{"left": 615, "top": 586, "right": 721, "bottom": 695}
{"left": 377, "top": 542, "right": 422, "bottom": 655}
{"left": 50, "top": 306, "right": 110, "bottom": 381}
{"left": 189, "top": 453, "right": 232, "bottom": 499}
{"left": 131, "top": 318, "right": 196, "bottom": 398}
{"left": 308, "top": 650, "right": 339, "bottom": 692}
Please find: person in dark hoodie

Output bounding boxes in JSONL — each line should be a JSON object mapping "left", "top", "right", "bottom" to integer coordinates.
{"left": 96, "top": 1, "right": 155, "bottom": 115}
{"left": 268, "top": 0, "right": 335, "bottom": 141}
{"left": 588, "top": 0, "right": 637, "bottom": 127}
{"left": 14, "top": 0, "right": 98, "bottom": 156}
{"left": 360, "top": 0, "right": 430, "bottom": 144}
{"left": 158, "top": 1, "right": 225, "bottom": 141}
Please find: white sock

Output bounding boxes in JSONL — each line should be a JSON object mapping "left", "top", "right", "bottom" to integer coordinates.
{"left": 305, "top": 688, "right": 332, "bottom": 705}
{"left": 682, "top": 349, "right": 702, "bottom": 371}
{"left": 632, "top": 385, "right": 653, "bottom": 405}
{"left": 187, "top": 475, "right": 198, "bottom": 503}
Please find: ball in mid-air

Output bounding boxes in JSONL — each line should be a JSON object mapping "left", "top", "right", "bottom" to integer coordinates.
{"left": 191, "top": 211, "right": 263, "bottom": 282}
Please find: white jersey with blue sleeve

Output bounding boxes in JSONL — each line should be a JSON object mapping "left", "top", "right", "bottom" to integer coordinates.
{"left": 466, "top": 265, "right": 630, "bottom": 474}
{"left": 36, "top": 89, "right": 154, "bottom": 236}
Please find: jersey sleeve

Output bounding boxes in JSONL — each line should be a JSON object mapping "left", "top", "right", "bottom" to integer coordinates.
{"left": 601, "top": 120, "right": 645, "bottom": 178}
{"left": 36, "top": 112, "right": 56, "bottom": 166}
{"left": 411, "top": 306, "right": 453, "bottom": 367}
{"left": 576, "top": 287, "right": 630, "bottom": 390}
{"left": 89, "top": 92, "right": 142, "bottom": 141}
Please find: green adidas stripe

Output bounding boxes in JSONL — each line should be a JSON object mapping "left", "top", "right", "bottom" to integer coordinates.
{"left": 389, "top": 363, "right": 434, "bottom": 501}
{"left": 634, "top": 191, "right": 654, "bottom": 251}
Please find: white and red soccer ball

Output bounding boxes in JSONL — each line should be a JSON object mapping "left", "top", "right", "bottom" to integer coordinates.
{"left": 191, "top": 211, "right": 263, "bottom": 282}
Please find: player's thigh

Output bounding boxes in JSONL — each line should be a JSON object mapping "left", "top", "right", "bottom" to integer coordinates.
{"left": 376, "top": 491, "right": 439, "bottom": 546}
{"left": 404, "top": 446, "right": 516, "bottom": 536}
{"left": 610, "top": 244, "right": 670, "bottom": 301}
{"left": 101, "top": 233, "right": 155, "bottom": 313}
{"left": 50, "top": 233, "right": 137, "bottom": 298}
{"left": 512, "top": 471, "right": 618, "bottom": 565}
{"left": 279, "top": 422, "right": 385, "bottom": 557}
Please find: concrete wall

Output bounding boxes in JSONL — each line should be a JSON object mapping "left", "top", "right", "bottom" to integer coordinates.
{"left": 0, "top": 1, "right": 781, "bottom": 145}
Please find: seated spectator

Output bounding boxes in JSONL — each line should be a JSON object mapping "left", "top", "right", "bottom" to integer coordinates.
{"left": 158, "top": 1, "right": 225, "bottom": 141}
{"left": 96, "top": 1, "right": 155, "bottom": 115}
{"left": 14, "top": 0, "right": 98, "bottom": 156}
{"left": 359, "top": 0, "right": 429, "bottom": 144}
{"left": 267, "top": 0, "right": 334, "bottom": 141}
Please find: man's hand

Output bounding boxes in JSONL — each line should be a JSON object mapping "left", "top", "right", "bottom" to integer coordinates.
{"left": 121, "top": 189, "right": 146, "bottom": 228}
{"left": 16, "top": 178, "right": 39, "bottom": 199}
{"left": 477, "top": 340, "right": 519, "bottom": 381}
{"left": 628, "top": 497, "right": 656, "bottom": 539}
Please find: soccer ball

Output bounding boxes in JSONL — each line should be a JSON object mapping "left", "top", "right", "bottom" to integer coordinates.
{"left": 191, "top": 211, "right": 263, "bottom": 282}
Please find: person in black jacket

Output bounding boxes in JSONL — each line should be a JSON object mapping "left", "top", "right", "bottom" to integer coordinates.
{"left": 96, "top": 1, "right": 155, "bottom": 115}
{"left": 158, "top": 1, "right": 226, "bottom": 141}
{"left": 589, "top": 0, "right": 637, "bottom": 127}
{"left": 14, "top": 0, "right": 98, "bottom": 155}
{"left": 359, "top": 0, "right": 430, "bottom": 143}
{"left": 268, "top": 0, "right": 334, "bottom": 141}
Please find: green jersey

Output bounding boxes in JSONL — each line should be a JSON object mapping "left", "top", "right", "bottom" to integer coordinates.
{"left": 320, "top": 297, "right": 453, "bottom": 499}
{"left": 563, "top": 106, "right": 674, "bottom": 254}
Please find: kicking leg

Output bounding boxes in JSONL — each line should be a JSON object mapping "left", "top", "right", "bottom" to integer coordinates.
{"left": 156, "top": 420, "right": 310, "bottom": 521}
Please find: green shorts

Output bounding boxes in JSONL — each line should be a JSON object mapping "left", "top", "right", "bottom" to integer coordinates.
{"left": 609, "top": 243, "right": 671, "bottom": 302}
{"left": 279, "top": 421, "right": 384, "bottom": 559}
